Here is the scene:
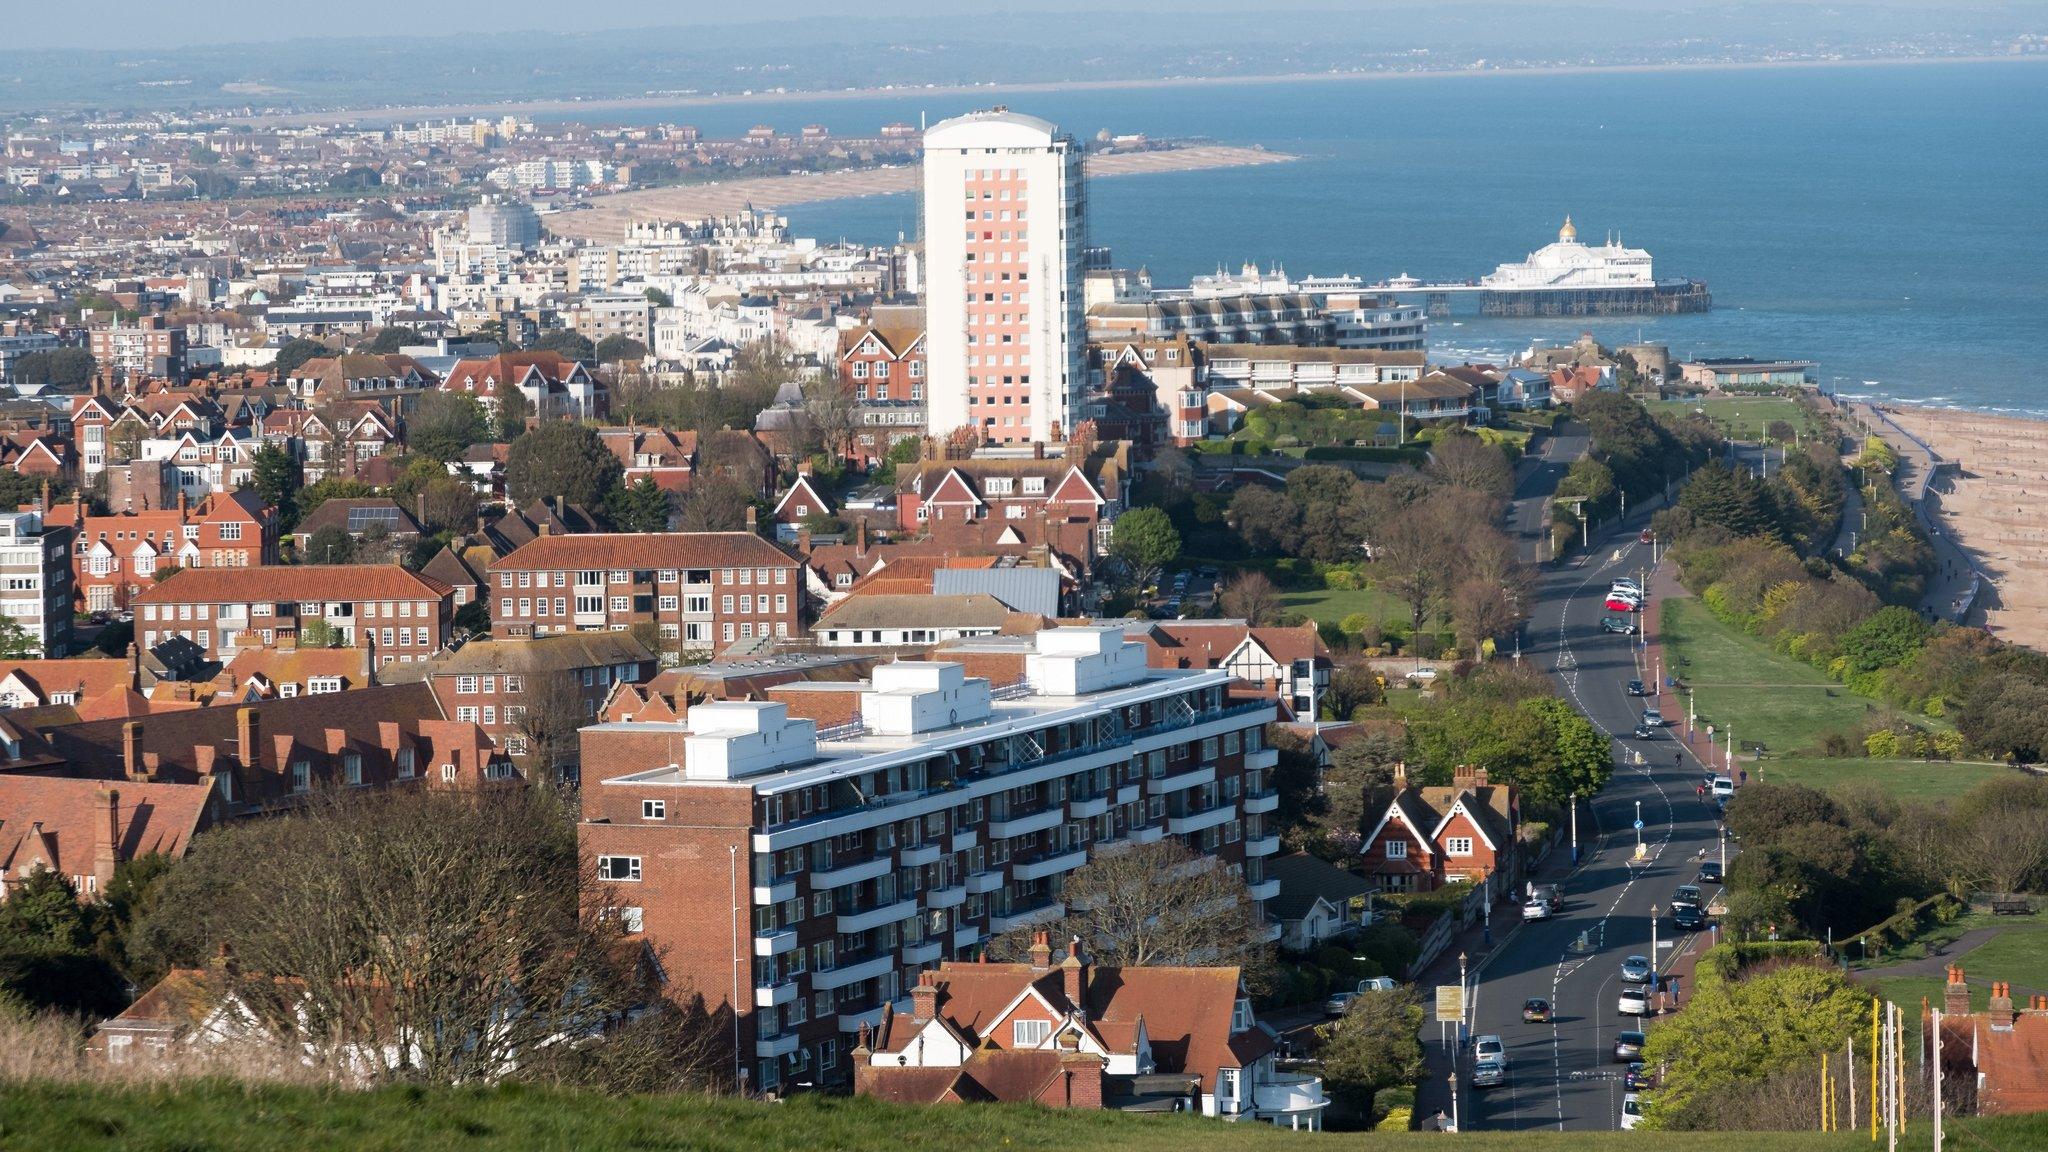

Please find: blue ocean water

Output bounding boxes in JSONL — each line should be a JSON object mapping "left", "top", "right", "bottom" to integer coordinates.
{"left": 597, "top": 62, "right": 2048, "bottom": 412}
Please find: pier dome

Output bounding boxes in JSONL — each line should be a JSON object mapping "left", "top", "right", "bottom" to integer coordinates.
{"left": 1559, "top": 215, "right": 1577, "bottom": 243}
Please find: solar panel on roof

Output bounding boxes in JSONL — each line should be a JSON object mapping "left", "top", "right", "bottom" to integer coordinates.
{"left": 346, "top": 508, "right": 403, "bottom": 532}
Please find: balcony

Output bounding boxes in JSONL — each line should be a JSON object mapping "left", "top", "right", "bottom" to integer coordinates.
{"left": 950, "top": 829, "right": 979, "bottom": 853}
{"left": 811, "top": 856, "right": 892, "bottom": 890}
{"left": 1258, "top": 921, "right": 1284, "bottom": 943}
{"left": 754, "top": 978, "right": 800, "bottom": 1008}
{"left": 1242, "top": 789, "right": 1280, "bottom": 815}
{"left": 1116, "top": 783, "right": 1142, "bottom": 806}
{"left": 810, "top": 952, "right": 897, "bottom": 992}
{"left": 1012, "top": 848, "right": 1088, "bottom": 882}
{"left": 1245, "top": 833, "right": 1282, "bottom": 858}
{"left": 966, "top": 869, "right": 1005, "bottom": 895}
{"left": 988, "top": 807, "right": 1063, "bottom": 840}
{"left": 1246, "top": 748, "right": 1280, "bottom": 771}
{"left": 753, "top": 928, "right": 799, "bottom": 957}
{"left": 837, "top": 999, "right": 908, "bottom": 1034}
{"left": 990, "top": 901, "right": 1065, "bottom": 934}
{"left": 1068, "top": 793, "right": 1110, "bottom": 820}
{"left": 755, "top": 1030, "right": 801, "bottom": 1059}
{"left": 1155, "top": 765, "right": 1216, "bottom": 795}
{"left": 1130, "top": 823, "right": 1166, "bottom": 845}
{"left": 1167, "top": 805, "right": 1234, "bottom": 835}
{"left": 924, "top": 884, "right": 966, "bottom": 909}
{"left": 1248, "top": 877, "right": 1282, "bottom": 901}
{"left": 900, "top": 842, "right": 944, "bottom": 868}
{"left": 752, "top": 877, "right": 797, "bottom": 905}
{"left": 837, "top": 898, "right": 919, "bottom": 935}
{"left": 902, "top": 939, "right": 943, "bottom": 966}
{"left": 953, "top": 923, "right": 985, "bottom": 951}
{"left": 1252, "top": 1073, "right": 1329, "bottom": 1121}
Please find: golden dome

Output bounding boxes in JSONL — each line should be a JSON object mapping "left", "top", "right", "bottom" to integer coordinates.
{"left": 1559, "top": 215, "right": 1577, "bottom": 243}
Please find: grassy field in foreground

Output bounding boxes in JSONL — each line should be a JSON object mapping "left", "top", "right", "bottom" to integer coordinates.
{"left": 3, "top": 1081, "right": 2044, "bottom": 1151}
{"left": 1645, "top": 396, "right": 1825, "bottom": 443}
{"left": 1277, "top": 585, "right": 1418, "bottom": 631}
{"left": 1655, "top": 598, "right": 2000, "bottom": 800}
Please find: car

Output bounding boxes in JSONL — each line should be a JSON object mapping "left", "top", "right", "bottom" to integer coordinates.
{"left": 1522, "top": 897, "right": 1553, "bottom": 920}
{"left": 1473, "top": 1034, "right": 1506, "bottom": 1063}
{"left": 1323, "top": 991, "right": 1360, "bottom": 1016}
{"left": 1406, "top": 667, "right": 1439, "bottom": 682}
{"left": 1620, "top": 955, "right": 1654, "bottom": 983}
{"left": 1639, "top": 527, "right": 1656, "bottom": 545}
{"left": 1626, "top": 679, "right": 1647, "bottom": 696}
{"left": 1698, "top": 861, "right": 1724, "bottom": 885}
{"left": 1622, "top": 1092, "right": 1644, "bottom": 1130}
{"left": 1606, "top": 597, "right": 1642, "bottom": 614}
{"left": 1641, "top": 708, "right": 1664, "bottom": 727}
{"left": 1523, "top": 998, "right": 1552, "bottom": 1023}
{"left": 1611, "top": 579, "right": 1643, "bottom": 595}
{"left": 1633, "top": 725, "right": 1656, "bottom": 740}
{"left": 1472, "top": 1056, "right": 1507, "bottom": 1088}
{"left": 1672, "top": 884, "right": 1703, "bottom": 908}
{"left": 1618, "top": 987, "right": 1651, "bottom": 1016}
{"left": 1624, "top": 1062, "right": 1655, "bottom": 1090}
{"left": 1712, "top": 776, "right": 1735, "bottom": 799}
{"left": 1672, "top": 904, "right": 1706, "bottom": 930}
{"left": 1602, "top": 615, "right": 1639, "bottom": 635}
{"left": 1614, "top": 1031, "right": 1647, "bottom": 1061}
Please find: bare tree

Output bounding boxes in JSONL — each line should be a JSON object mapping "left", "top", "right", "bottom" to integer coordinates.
{"left": 1374, "top": 496, "right": 1458, "bottom": 640}
{"left": 993, "top": 840, "right": 1267, "bottom": 967}
{"left": 1423, "top": 431, "right": 1514, "bottom": 499}
{"left": 1946, "top": 778, "right": 2048, "bottom": 895}
{"left": 515, "top": 670, "right": 589, "bottom": 786}
{"left": 1450, "top": 578, "right": 1522, "bottom": 658}
{"left": 799, "top": 378, "right": 860, "bottom": 464}
{"left": 1219, "top": 571, "right": 1283, "bottom": 626}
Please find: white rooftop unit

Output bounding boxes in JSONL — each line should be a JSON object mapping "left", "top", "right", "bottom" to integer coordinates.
{"left": 862, "top": 661, "right": 994, "bottom": 736}
{"left": 1026, "top": 626, "right": 1148, "bottom": 697}
{"left": 683, "top": 701, "right": 818, "bottom": 781}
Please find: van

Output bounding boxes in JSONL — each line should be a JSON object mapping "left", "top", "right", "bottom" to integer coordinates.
{"left": 1711, "top": 776, "right": 1734, "bottom": 799}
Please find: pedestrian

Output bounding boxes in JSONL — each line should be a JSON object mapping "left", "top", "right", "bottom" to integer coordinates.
{"left": 1739, "top": 769, "right": 1748, "bottom": 786}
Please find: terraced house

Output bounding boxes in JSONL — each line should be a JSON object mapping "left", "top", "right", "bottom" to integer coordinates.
{"left": 576, "top": 624, "right": 1284, "bottom": 1094}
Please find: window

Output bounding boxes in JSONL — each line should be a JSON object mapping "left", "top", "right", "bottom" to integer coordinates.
{"left": 1012, "top": 1019, "right": 1051, "bottom": 1047}
{"left": 642, "top": 800, "right": 666, "bottom": 820}
{"left": 619, "top": 906, "right": 643, "bottom": 933}
{"left": 1385, "top": 839, "right": 1407, "bottom": 859}
{"left": 441, "top": 763, "right": 458, "bottom": 783}
{"left": 344, "top": 753, "right": 363, "bottom": 786}
{"left": 396, "top": 748, "right": 415, "bottom": 779}
{"left": 1445, "top": 837, "right": 1475, "bottom": 856}
{"left": 457, "top": 675, "right": 478, "bottom": 694}
{"left": 597, "top": 856, "right": 642, "bottom": 881}
{"left": 290, "top": 761, "right": 310, "bottom": 792}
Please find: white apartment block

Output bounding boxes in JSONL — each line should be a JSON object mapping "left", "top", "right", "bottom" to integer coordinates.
{"left": 922, "top": 109, "right": 1087, "bottom": 446}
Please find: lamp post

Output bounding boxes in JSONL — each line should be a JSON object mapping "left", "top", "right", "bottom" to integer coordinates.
{"left": 1650, "top": 904, "right": 1660, "bottom": 1008}
{"left": 1719, "top": 823, "right": 1727, "bottom": 875}
{"left": 1570, "top": 791, "right": 1579, "bottom": 865}
{"left": 1458, "top": 951, "right": 1469, "bottom": 1045}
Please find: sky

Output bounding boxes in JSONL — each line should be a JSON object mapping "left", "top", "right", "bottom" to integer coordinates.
{"left": 5, "top": 1, "right": 1960, "bottom": 51}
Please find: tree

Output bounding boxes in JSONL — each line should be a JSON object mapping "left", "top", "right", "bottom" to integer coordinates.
{"left": 0, "top": 866, "right": 127, "bottom": 1016}
{"left": 0, "top": 866, "right": 92, "bottom": 952}
{"left": 129, "top": 787, "right": 683, "bottom": 1086}
{"left": 1837, "top": 605, "right": 1930, "bottom": 675}
{"left": 676, "top": 478, "right": 759, "bottom": 533}
{"left": 1317, "top": 989, "right": 1426, "bottom": 1111}
{"left": 1219, "top": 571, "right": 1282, "bottom": 626}
{"left": 494, "top": 375, "right": 532, "bottom": 440}
{"left": 607, "top": 476, "right": 673, "bottom": 534}
{"left": 1151, "top": 446, "right": 1195, "bottom": 496}
{"left": 1284, "top": 465, "right": 1373, "bottom": 564}
{"left": 271, "top": 338, "right": 330, "bottom": 378}
{"left": 0, "top": 616, "right": 38, "bottom": 658}
{"left": 246, "top": 444, "right": 303, "bottom": 529}
{"left": 1226, "top": 485, "right": 1298, "bottom": 554}
{"left": 1449, "top": 578, "right": 1518, "bottom": 658}
{"left": 533, "top": 329, "right": 595, "bottom": 362}
{"left": 1944, "top": 776, "right": 2048, "bottom": 895}
{"left": 994, "top": 840, "right": 1266, "bottom": 968}
{"left": 293, "top": 477, "right": 374, "bottom": 531}
{"left": 1515, "top": 696, "right": 1614, "bottom": 808}
{"left": 507, "top": 423, "right": 622, "bottom": 510}
{"left": 1374, "top": 495, "right": 1458, "bottom": 641}
{"left": 1957, "top": 671, "right": 2048, "bottom": 763}
{"left": 361, "top": 326, "right": 421, "bottom": 354}
{"left": 595, "top": 335, "right": 648, "bottom": 364}
{"left": 1424, "top": 431, "right": 1514, "bottom": 499}
{"left": 10, "top": 348, "right": 95, "bottom": 391}
{"left": 419, "top": 476, "right": 481, "bottom": 536}
{"left": 327, "top": 166, "right": 382, "bottom": 192}
{"left": 1109, "top": 507, "right": 1181, "bottom": 590}
{"left": 642, "top": 286, "right": 672, "bottom": 308}
{"left": 407, "top": 391, "right": 489, "bottom": 462}
{"left": 1322, "top": 664, "right": 1384, "bottom": 721}
{"left": 515, "top": 672, "right": 590, "bottom": 786}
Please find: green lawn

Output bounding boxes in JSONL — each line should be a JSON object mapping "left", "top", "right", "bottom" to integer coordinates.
{"left": 1858, "top": 913, "right": 2048, "bottom": 1051}
{"left": 1277, "top": 585, "right": 1418, "bottom": 630}
{"left": 3, "top": 1079, "right": 2043, "bottom": 1150}
{"left": 1644, "top": 395, "right": 1825, "bottom": 443}
{"left": 1659, "top": 597, "right": 1994, "bottom": 800}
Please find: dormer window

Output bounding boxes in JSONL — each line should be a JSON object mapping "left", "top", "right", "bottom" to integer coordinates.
{"left": 1022, "top": 477, "right": 1046, "bottom": 495}
{"left": 1012, "top": 1019, "right": 1050, "bottom": 1047}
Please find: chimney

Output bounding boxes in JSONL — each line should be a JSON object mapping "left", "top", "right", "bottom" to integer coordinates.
{"left": 1033, "top": 441, "right": 1045, "bottom": 460}
{"left": 552, "top": 495, "right": 564, "bottom": 519}
{"left": 911, "top": 969, "right": 939, "bottom": 1023}
{"left": 745, "top": 505, "right": 758, "bottom": 534}
{"left": 1945, "top": 965, "right": 1971, "bottom": 1017}
{"left": 1061, "top": 936, "right": 1086, "bottom": 1013}
{"left": 1391, "top": 761, "right": 1408, "bottom": 790}
{"left": 38, "top": 478, "right": 49, "bottom": 515}
{"left": 93, "top": 788, "right": 120, "bottom": 895}
{"left": 121, "top": 721, "right": 146, "bottom": 781}
{"left": 127, "top": 642, "right": 142, "bottom": 692}
{"left": 1057, "top": 1049, "right": 1105, "bottom": 1110}
{"left": 1472, "top": 767, "right": 1489, "bottom": 789}
{"left": 362, "top": 636, "right": 376, "bottom": 685}
{"left": 856, "top": 515, "right": 870, "bottom": 557}
{"left": 851, "top": 1023, "right": 880, "bottom": 1097}
{"left": 1028, "top": 929, "right": 1053, "bottom": 972}
{"left": 177, "top": 490, "right": 189, "bottom": 521}
{"left": 416, "top": 492, "right": 428, "bottom": 529}
{"left": 796, "top": 527, "right": 812, "bottom": 554}
{"left": 1990, "top": 981, "right": 2016, "bottom": 1026}
{"left": 236, "top": 706, "right": 260, "bottom": 770}
{"left": 1452, "top": 764, "right": 1478, "bottom": 793}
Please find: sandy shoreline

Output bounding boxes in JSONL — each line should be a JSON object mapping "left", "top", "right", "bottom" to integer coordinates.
{"left": 231, "top": 54, "right": 2048, "bottom": 129}
{"left": 1875, "top": 403, "right": 2048, "bottom": 649}
{"left": 542, "top": 144, "right": 1292, "bottom": 243}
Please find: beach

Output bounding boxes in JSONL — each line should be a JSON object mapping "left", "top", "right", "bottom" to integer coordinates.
{"left": 542, "top": 144, "right": 1292, "bottom": 243}
{"left": 1877, "top": 405, "right": 2048, "bottom": 650}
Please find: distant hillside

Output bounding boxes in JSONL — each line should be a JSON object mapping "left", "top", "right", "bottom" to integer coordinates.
{"left": 3, "top": 1080, "right": 2043, "bottom": 1150}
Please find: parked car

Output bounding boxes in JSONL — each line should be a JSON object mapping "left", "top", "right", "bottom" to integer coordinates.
{"left": 1614, "top": 1031, "right": 1647, "bottom": 1061}
{"left": 1698, "top": 860, "right": 1724, "bottom": 885}
{"left": 1602, "top": 615, "right": 1639, "bottom": 635}
{"left": 1324, "top": 991, "right": 1361, "bottom": 1016}
{"left": 1323, "top": 979, "right": 1398, "bottom": 1015}
{"left": 1472, "top": 1056, "right": 1508, "bottom": 1089}
{"left": 1606, "top": 597, "right": 1642, "bottom": 614}
{"left": 1618, "top": 987, "right": 1651, "bottom": 1016}
{"left": 1611, "top": 579, "right": 1643, "bottom": 595}
{"left": 1712, "top": 776, "right": 1735, "bottom": 800}
{"left": 1523, "top": 998, "right": 1552, "bottom": 1023}
{"left": 1626, "top": 679, "right": 1647, "bottom": 696}
{"left": 1473, "top": 1034, "right": 1506, "bottom": 1063}
{"left": 1620, "top": 955, "right": 1654, "bottom": 983}
{"left": 1624, "top": 1062, "right": 1655, "bottom": 1090}
{"left": 1523, "top": 895, "right": 1553, "bottom": 920}
{"left": 1622, "top": 1092, "right": 1645, "bottom": 1130}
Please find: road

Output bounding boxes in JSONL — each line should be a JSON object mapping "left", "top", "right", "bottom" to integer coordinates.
{"left": 1459, "top": 467, "right": 1730, "bottom": 1132}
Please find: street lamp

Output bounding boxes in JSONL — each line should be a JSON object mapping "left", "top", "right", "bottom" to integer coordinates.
{"left": 1650, "top": 903, "right": 1660, "bottom": 1006}
{"left": 1569, "top": 791, "right": 1579, "bottom": 865}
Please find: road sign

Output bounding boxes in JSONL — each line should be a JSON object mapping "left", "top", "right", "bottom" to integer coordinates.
{"left": 1434, "top": 985, "right": 1465, "bottom": 1023}
{"left": 1633, "top": 819, "right": 1644, "bottom": 831}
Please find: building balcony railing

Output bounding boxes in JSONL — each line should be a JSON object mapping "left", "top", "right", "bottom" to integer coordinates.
{"left": 752, "top": 877, "right": 797, "bottom": 906}
{"left": 809, "top": 952, "right": 897, "bottom": 993}
{"left": 988, "top": 807, "right": 1063, "bottom": 840}
{"left": 1257, "top": 921, "right": 1284, "bottom": 943}
{"left": 755, "top": 1030, "right": 801, "bottom": 1059}
{"left": 1130, "top": 823, "right": 1166, "bottom": 845}
{"left": 1252, "top": 1073, "right": 1329, "bottom": 1117}
{"left": 1011, "top": 848, "right": 1088, "bottom": 882}
{"left": 811, "top": 855, "right": 892, "bottom": 891}
{"left": 899, "top": 842, "right": 944, "bottom": 868}
{"left": 924, "top": 884, "right": 967, "bottom": 909}
{"left": 1245, "top": 833, "right": 1282, "bottom": 858}
{"left": 1167, "top": 805, "right": 1235, "bottom": 835}
{"left": 1155, "top": 765, "right": 1217, "bottom": 795}
{"left": 837, "top": 897, "right": 920, "bottom": 935}
{"left": 1116, "top": 783, "right": 1142, "bottom": 806}
{"left": 1245, "top": 748, "right": 1280, "bottom": 771}
{"left": 965, "top": 869, "right": 1005, "bottom": 895}
{"left": 1242, "top": 789, "right": 1280, "bottom": 815}
{"left": 902, "top": 939, "right": 943, "bottom": 966}
{"left": 989, "top": 901, "right": 1065, "bottom": 935}
{"left": 1068, "top": 792, "right": 1110, "bottom": 820}
{"left": 754, "top": 978, "right": 800, "bottom": 1008}
{"left": 752, "top": 927, "right": 799, "bottom": 957}
{"left": 1248, "top": 877, "right": 1283, "bottom": 902}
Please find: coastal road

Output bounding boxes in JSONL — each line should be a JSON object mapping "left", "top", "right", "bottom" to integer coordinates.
{"left": 1508, "top": 419, "right": 1589, "bottom": 567}
{"left": 1456, "top": 516, "right": 1728, "bottom": 1132}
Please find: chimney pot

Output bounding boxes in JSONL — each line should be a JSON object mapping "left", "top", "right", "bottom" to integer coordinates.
{"left": 122, "top": 721, "right": 146, "bottom": 781}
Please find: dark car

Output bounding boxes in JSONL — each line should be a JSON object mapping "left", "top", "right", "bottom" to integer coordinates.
{"left": 1601, "top": 616, "right": 1638, "bottom": 635}
{"left": 1633, "top": 724, "right": 1657, "bottom": 740}
{"left": 1627, "top": 679, "right": 1646, "bottom": 696}
{"left": 1614, "top": 1031, "right": 1647, "bottom": 1061}
{"left": 1698, "top": 860, "right": 1724, "bottom": 884}
{"left": 1522, "top": 998, "right": 1552, "bottom": 1023}
{"left": 1672, "top": 904, "right": 1706, "bottom": 930}
{"left": 1625, "top": 1062, "right": 1655, "bottom": 1090}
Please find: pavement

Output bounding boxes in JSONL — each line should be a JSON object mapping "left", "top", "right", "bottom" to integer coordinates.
{"left": 1840, "top": 400, "right": 1986, "bottom": 623}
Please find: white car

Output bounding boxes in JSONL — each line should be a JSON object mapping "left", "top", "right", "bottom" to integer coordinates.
{"left": 1522, "top": 897, "right": 1553, "bottom": 921}
{"left": 1712, "top": 776, "right": 1735, "bottom": 799}
{"left": 1618, "top": 987, "right": 1651, "bottom": 1016}
{"left": 1611, "top": 579, "right": 1643, "bottom": 595}
{"left": 1622, "top": 1092, "right": 1644, "bottom": 1130}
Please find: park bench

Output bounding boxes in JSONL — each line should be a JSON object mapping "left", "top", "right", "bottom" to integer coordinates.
{"left": 1990, "top": 897, "right": 2032, "bottom": 916}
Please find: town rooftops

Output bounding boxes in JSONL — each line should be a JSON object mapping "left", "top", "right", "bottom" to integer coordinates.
{"left": 0, "top": 776, "right": 217, "bottom": 883}
{"left": 815, "top": 592, "right": 1015, "bottom": 633}
{"left": 490, "top": 531, "right": 796, "bottom": 571}
{"left": 133, "top": 565, "right": 452, "bottom": 604}
{"left": 423, "top": 632, "right": 655, "bottom": 676}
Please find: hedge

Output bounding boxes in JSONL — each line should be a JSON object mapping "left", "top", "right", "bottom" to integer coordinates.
{"left": 1302, "top": 445, "right": 1428, "bottom": 465}
{"left": 1372, "top": 1084, "right": 1417, "bottom": 1131}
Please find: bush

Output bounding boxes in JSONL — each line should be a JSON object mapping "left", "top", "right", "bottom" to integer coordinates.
{"left": 1372, "top": 1084, "right": 1417, "bottom": 1130}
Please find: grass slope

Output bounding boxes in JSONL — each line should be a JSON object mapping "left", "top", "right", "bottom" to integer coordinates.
{"left": 1658, "top": 597, "right": 2002, "bottom": 799}
{"left": 4, "top": 1081, "right": 2045, "bottom": 1151}
{"left": 1644, "top": 396, "right": 1825, "bottom": 443}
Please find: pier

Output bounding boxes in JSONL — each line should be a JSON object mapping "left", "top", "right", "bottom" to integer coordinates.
{"left": 1374, "top": 279, "right": 1712, "bottom": 319}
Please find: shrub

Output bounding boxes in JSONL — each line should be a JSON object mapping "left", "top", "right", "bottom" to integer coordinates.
{"left": 1865, "top": 729, "right": 1900, "bottom": 758}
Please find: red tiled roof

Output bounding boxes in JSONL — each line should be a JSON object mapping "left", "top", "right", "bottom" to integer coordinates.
{"left": 490, "top": 532, "right": 797, "bottom": 572}
{"left": 134, "top": 565, "right": 451, "bottom": 604}
{"left": 0, "top": 775, "right": 215, "bottom": 877}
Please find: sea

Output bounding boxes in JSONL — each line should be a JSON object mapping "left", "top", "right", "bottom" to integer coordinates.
{"left": 583, "top": 61, "right": 2048, "bottom": 414}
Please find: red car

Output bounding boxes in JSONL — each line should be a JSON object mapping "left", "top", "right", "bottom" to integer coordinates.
{"left": 1605, "top": 597, "right": 1641, "bottom": 613}
{"left": 1639, "top": 528, "right": 1655, "bottom": 545}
